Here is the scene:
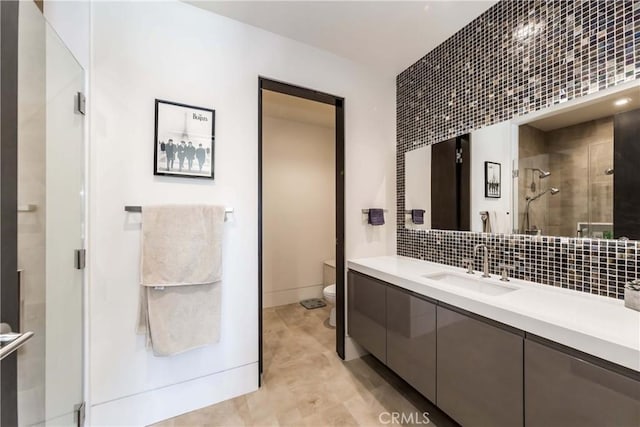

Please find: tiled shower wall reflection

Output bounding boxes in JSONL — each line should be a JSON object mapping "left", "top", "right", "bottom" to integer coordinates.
{"left": 397, "top": 0, "right": 640, "bottom": 299}
{"left": 518, "top": 117, "right": 613, "bottom": 237}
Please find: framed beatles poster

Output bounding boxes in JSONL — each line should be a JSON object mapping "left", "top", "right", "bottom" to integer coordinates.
{"left": 484, "top": 161, "right": 501, "bottom": 198}
{"left": 154, "top": 99, "right": 215, "bottom": 179}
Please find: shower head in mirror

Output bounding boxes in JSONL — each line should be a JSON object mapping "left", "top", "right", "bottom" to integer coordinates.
{"left": 522, "top": 187, "right": 559, "bottom": 233}
{"left": 533, "top": 168, "right": 551, "bottom": 178}
{"left": 526, "top": 187, "right": 560, "bottom": 203}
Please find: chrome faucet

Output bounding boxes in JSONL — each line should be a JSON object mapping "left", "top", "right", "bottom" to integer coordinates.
{"left": 462, "top": 258, "right": 474, "bottom": 274}
{"left": 499, "top": 264, "right": 515, "bottom": 282}
{"left": 473, "top": 244, "right": 490, "bottom": 278}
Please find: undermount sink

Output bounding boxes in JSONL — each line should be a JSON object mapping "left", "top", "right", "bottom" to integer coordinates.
{"left": 423, "top": 272, "right": 518, "bottom": 296}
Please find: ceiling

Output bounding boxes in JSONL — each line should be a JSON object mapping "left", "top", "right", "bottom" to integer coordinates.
{"left": 262, "top": 89, "right": 335, "bottom": 127}
{"left": 185, "top": 1, "right": 498, "bottom": 76}
{"left": 526, "top": 86, "right": 640, "bottom": 132}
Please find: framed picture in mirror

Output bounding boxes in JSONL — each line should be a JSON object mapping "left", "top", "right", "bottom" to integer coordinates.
{"left": 485, "top": 161, "right": 501, "bottom": 198}
{"left": 154, "top": 99, "right": 215, "bottom": 179}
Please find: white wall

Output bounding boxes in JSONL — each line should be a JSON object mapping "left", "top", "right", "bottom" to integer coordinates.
{"left": 263, "top": 115, "right": 335, "bottom": 308}
{"left": 89, "top": 1, "right": 396, "bottom": 425}
{"left": 404, "top": 145, "right": 431, "bottom": 230}
{"left": 43, "top": 0, "right": 90, "bottom": 71}
{"left": 470, "top": 121, "right": 513, "bottom": 233}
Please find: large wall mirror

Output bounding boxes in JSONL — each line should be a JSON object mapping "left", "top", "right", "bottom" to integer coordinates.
{"left": 403, "top": 81, "right": 640, "bottom": 240}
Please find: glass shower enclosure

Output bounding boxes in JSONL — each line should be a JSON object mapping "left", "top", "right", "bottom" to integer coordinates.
{"left": 516, "top": 119, "right": 614, "bottom": 238}
{"left": 1, "top": 1, "right": 85, "bottom": 425}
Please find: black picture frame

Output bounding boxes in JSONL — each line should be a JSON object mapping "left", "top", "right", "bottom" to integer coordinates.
{"left": 154, "top": 99, "right": 215, "bottom": 179}
{"left": 485, "top": 161, "right": 501, "bottom": 198}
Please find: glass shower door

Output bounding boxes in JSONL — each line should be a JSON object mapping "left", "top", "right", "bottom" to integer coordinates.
{"left": 586, "top": 141, "right": 614, "bottom": 239}
{"left": 14, "top": 1, "right": 85, "bottom": 425}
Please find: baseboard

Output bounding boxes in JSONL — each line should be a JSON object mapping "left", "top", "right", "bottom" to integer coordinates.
{"left": 89, "top": 362, "right": 258, "bottom": 426}
{"left": 41, "top": 412, "right": 74, "bottom": 426}
{"left": 263, "top": 284, "right": 324, "bottom": 308}
{"left": 343, "top": 336, "right": 368, "bottom": 361}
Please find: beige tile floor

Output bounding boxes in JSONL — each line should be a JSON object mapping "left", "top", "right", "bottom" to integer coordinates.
{"left": 154, "top": 303, "right": 457, "bottom": 427}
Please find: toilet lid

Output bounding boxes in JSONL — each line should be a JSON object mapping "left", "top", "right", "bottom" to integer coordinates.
{"left": 325, "top": 284, "right": 336, "bottom": 296}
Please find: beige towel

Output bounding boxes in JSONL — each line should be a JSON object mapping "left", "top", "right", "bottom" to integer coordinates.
{"left": 141, "top": 205, "right": 224, "bottom": 286}
{"left": 489, "top": 210, "right": 511, "bottom": 234}
{"left": 138, "top": 205, "right": 225, "bottom": 356}
{"left": 484, "top": 212, "right": 493, "bottom": 233}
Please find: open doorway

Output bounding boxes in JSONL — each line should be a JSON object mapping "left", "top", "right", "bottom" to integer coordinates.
{"left": 258, "top": 78, "right": 345, "bottom": 381}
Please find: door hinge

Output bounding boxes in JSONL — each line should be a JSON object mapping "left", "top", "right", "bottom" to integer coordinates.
{"left": 512, "top": 169, "right": 519, "bottom": 178}
{"left": 74, "top": 402, "right": 86, "bottom": 427}
{"left": 75, "top": 92, "right": 86, "bottom": 115}
{"left": 455, "top": 148, "right": 463, "bottom": 164}
{"left": 74, "top": 249, "right": 86, "bottom": 270}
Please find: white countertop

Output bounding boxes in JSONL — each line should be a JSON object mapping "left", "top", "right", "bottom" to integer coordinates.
{"left": 348, "top": 255, "right": 640, "bottom": 372}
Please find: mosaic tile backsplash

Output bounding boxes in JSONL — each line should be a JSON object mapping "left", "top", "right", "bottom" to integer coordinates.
{"left": 397, "top": 0, "right": 640, "bottom": 299}
{"left": 401, "top": 230, "right": 637, "bottom": 299}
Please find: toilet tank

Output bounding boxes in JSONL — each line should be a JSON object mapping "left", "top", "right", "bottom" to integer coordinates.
{"left": 323, "top": 260, "right": 336, "bottom": 286}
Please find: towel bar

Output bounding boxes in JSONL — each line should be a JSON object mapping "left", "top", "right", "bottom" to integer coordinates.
{"left": 361, "top": 209, "right": 388, "bottom": 214}
{"left": 125, "top": 205, "right": 234, "bottom": 214}
{"left": 18, "top": 204, "right": 37, "bottom": 212}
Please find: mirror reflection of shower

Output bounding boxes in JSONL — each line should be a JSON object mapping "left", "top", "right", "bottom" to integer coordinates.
{"left": 533, "top": 168, "right": 551, "bottom": 178}
{"left": 518, "top": 110, "right": 617, "bottom": 239}
{"left": 527, "top": 187, "right": 560, "bottom": 202}
{"left": 522, "top": 186, "right": 560, "bottom": 234}
{"left": 528, "top": 168, "right": 551, "bottom": 192}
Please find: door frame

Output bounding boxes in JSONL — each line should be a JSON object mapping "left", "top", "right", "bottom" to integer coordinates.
{"left": 258, "top": 77, "right": 346, "bottom": 380}
{"left": 0, "top": 1, "right": 21, "bottom": 425}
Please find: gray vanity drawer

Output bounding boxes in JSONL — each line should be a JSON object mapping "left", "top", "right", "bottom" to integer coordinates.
{"left": 386, "top": 285, "right": 437, "bottom": 402}
{"left": 525, "top": 338, "right": 640, "bottom": 427}
{"left": 347, "top": 271, "right": 387, "bottom": 362}
{"left": 436, "top": 305, "right": 524, "bottom": 427}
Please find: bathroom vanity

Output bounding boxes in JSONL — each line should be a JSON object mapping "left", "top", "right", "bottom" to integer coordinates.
{"left": 347, "top": 256, "right": 640, "bottom": 427}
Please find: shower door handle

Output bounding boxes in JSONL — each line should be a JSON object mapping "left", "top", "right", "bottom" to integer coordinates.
{"left": 0, "top": 323, "right": 34, "bottom": 361}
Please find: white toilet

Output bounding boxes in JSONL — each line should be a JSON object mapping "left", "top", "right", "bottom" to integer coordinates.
{"left": 323, "top": 284, "right": 336, "bottom": 327}
{"left": 323, "top": 260, "right": 336, "bottom": 327}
